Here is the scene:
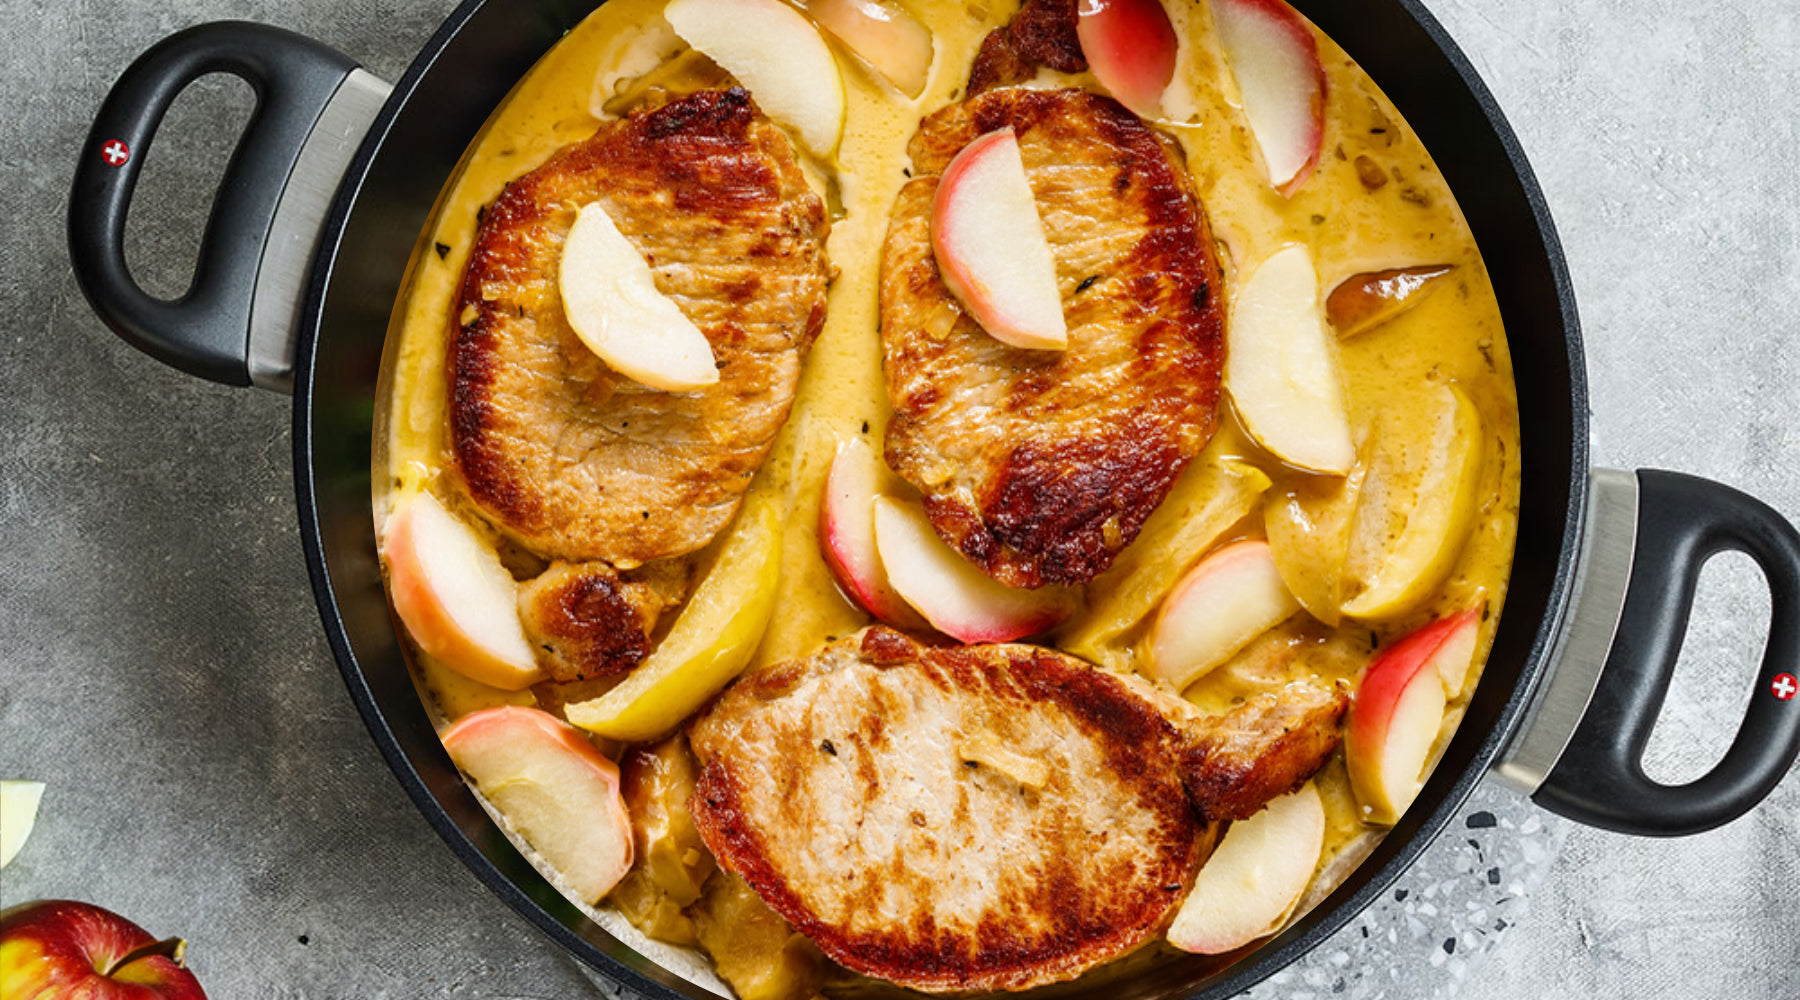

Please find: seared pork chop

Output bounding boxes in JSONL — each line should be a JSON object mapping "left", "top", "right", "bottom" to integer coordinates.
{"left": 688, "top": 628, "right": 1343, "bottom": 992}
{"left": 450, "top": 88, "right": 831, "bottom": 568}
{"left": 881, "top": 88, "right": 1226, "bottom": 588}
{"left": 967, "top": 0, "right": 1084, "bottom": 96}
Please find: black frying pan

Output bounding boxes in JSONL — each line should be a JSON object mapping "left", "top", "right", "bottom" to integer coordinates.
{"left": 64, "top": 1, "right": 1800, "bottom": 996}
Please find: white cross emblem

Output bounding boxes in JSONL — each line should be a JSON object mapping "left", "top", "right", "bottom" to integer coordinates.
{"left": 1774, "top": 673, "right": 1797, "bottom": 702}
{"left": 101, "top": 140, "right": 130, "bottom": 167}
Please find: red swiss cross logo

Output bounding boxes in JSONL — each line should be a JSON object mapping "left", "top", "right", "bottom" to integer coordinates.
{"left": 1774, "top": 673, "right": 1798, "bottom": 702}
{"left": 100, "top": 139, "right": 131, "bottom": 167}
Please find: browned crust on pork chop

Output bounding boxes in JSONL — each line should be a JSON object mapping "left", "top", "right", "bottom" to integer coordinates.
{"left": 688, "top": 629, "right": 1208, "bottom": 992}
{"left": 449, "top": 88, "right": 830, "bottom": 566}
{"left": 968, "top": 0, "right": 1086, "bottom": 95}
{"left": 880, "top": 89, "right": 1225, "bottom": 588}
{"left": 516, "top": 562, "right": 677, "bottom": 682}
{"left": 1175, "top": 684, "right": 1352, "bottom": 822}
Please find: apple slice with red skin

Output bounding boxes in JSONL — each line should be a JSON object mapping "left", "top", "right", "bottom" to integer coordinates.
{"left": 820, "top": 437, "right": 928, "bottom": 629}
{"left": 1326, "top": 265, "right": 1455, "bottom": 339}
{"left": 1212, "top": 0, "right": 1327, "bottom": 197}
{"left": 1166, "top": 781, "right": 1326, "bottom": 954}
{"left": 441, "top": 706, "right": 634, "bottom": 903}
{"left": 931, "top": 127, "right": 1069, "bottom": 351}
{"left": 384, "top": 492, "right": 543, "bottom": 691}
{"left": 1076, "top": 0, "right": 1178, "bottom": 118}
{"left": 1345, "top": 607, "right": 1482, "bottom": 824}
{"left": 810, "top": 0, "right": 935, "bottom": 98}
{"left": 872, "top": 496, "right": 1075, "bottom": 642}
{"left": 0, "top": 899, "right": 207, "bottom": 999}
{"left": 1149, "top": 539, "right": 1303, "bottom": 690}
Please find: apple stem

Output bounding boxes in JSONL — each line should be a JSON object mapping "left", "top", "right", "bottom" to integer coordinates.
{"left": 107, "top": 936, "right": 189, "bottom": 974}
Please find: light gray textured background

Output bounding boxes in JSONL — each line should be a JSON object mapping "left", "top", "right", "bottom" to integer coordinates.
{"left": 1, "top": 0, "right": 1795, "bottom": 997}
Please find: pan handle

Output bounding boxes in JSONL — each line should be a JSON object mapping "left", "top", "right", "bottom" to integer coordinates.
{"left": 68, "top": 21, "right": 388, "bottom": 391}
{"left": 1503, "top": 469, "right": 1800, "bottom": 835}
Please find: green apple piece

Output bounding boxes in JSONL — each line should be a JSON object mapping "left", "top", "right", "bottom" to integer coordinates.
{"left": 1339, "top": 382, "right": 1485, "bottom": 620}
{"left": 0, "top": 780, "right": 45, "bottom": 867}
{"left": 565, "top": 489, "right": 785, "bottom": 742}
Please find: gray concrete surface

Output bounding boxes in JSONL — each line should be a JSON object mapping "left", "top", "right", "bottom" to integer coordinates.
{"left": 1, "top": 0, "right": 1795, "bottom": 998}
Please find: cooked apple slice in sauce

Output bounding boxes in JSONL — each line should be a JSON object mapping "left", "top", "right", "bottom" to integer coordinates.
{"left": 1345, "top": 608, "right": 1481, "bottom": 824}
{"left": 1212, "top": 0, "right": 1327, "bottom": 196}
{"left": 1058, "top": 457, "right": 1273, "bottom": 671}
{"left": 565, "top": 489, "right": 785, "bottom": 743}
{"left": 1340, "top": 382, "right": 1485, "bottom": 620}
{"left": 931, "top": 127, "right": 1069, "bottom": 351}
{"left": 1226, "top": 244, "right": 1355, "bottom": 475}
{"left": 1326, "top": 265, "right": 1455, "bottom": 339}
{"left": 1167, "top": 781, "right": 1325, "bottom": 954}
{"left": 820, "top": 437, "right": 927, "bottom": 628}
{"left": 440, "top": 705, "right": 634, "bottom": 903}
{"left": 1076, "top": 0, "right": 1179, "bottom": 118}
{"left": 384, "top": 492, "right": 543, "bottom": 691}
{"left": 1263, "top": 464, "right": 1364, "bottom": 627}
{"left": 1148, "top": 539, "right": 1302, "bottom": 690}
{"left": 665, "top": 0, "right": 846, "bottom": 156}
{"left": 872, "top": 496, "right": 1075, "bottom": 643}
{"left": 809, "top": 0, "right": 934, "bottom": 98}
{"left": 560, "top": 201, "right": 718, "bottom": 392}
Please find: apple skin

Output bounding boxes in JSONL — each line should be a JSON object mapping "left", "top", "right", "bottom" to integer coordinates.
{"left": 1211, "top": 0, "right": 1327, "bottom": 196}
{"left": 384, "top": 493, "right": 543, "bottom": 692}
{"left": 1325, "top": 264, "right": 1454, "bottom": 339}
{"left": 1076, "top": 0, "right": 1179, "bottom": 118}
{"left": 0, "top": 899, "right": 207, "bottom": 999}
{"left": 819, "top": 437, "right": 929, "bottom": 629}
{"left": 930, "top": 127, "right": 1069, "bottom": 351}
{"left": 1344, "top": 608, "right": 1481, "bottom": 824}
{"left": 441, "top": 706, "right": 634, "bottom": 904}
{"left": 1149, "top": 539, "right": 1302, "bottom": 691}
{"left": 872, "top": 496, "right": 1075, "bottom": 643}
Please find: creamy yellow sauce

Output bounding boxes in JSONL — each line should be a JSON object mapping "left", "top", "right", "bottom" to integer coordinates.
{"left": 374, "top": 0, "right": 1520, "bottom": 990}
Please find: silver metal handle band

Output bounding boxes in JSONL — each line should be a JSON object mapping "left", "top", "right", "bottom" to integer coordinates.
{"left": 1494, "top": 467, "right": 1638, "bottom": 793}
{"left": 247, "top": 68, "right": 391, "bottom": 392}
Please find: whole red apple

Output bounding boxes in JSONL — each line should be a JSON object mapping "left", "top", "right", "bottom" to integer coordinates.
{"left": 0, "top": 899, "right": 206, "bottom": 999}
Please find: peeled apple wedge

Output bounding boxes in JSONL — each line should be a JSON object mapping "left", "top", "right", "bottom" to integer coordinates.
{"left": 809, "top": 0, "right": 934, "bottom": 98}
{"left": 1340, "top": 383, "right": 1485, "bottom": 620}
{"left": 1263, "top": 464, "right": 1365, "bottom": 627}
{"left": 1166, "top": 781, "right": 1326, "bottom": 954}
{"left": 1225, "top": 245, "right": 1356, "bottom": 476}
{"left": 560, "top": 201, "right": 718, "bottom": 392}
{"left": 665, "top": 0, "right": 847, "bottom": 156}
{"left": 384, "top": 492, "right": 544, "bottom": 691}
{"left": 0, "top": 780, "right": 45, "bottom": 867}
{"left": 564, "top": 489, "right": 784, "bottom": 743}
